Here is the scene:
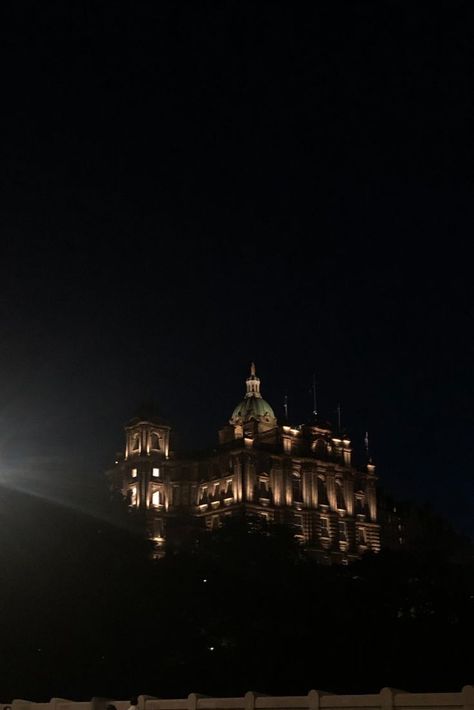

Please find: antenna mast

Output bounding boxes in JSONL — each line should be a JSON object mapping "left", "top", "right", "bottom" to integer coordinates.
{"left": 312, "top": 373, "right": 318, "bottom": 417}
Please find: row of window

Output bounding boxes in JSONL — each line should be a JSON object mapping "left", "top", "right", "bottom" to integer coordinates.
{"left": 293, "top": 514, "right": 368, "bottom": 543}
{"left": 198, "top": 476, "right": 357, "bottom": 505}
{"left": 319, "top": 517, "right": 367, "bottom": 544}
{"left": 199, "top": 480, "right": 234, "bottom": 503}
{"left": 129, "top": 432, "right": 162, "bottom": 452}
{"left": 203, "top": 511, "right": 368, "bottom": 546}
{"left": 130, "top": 486, "right": 163, "bottom": 507}
{"left": 131, "top": 467, "right": 160, "bottom": 478}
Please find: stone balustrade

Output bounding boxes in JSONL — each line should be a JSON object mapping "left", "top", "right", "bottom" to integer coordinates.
{"left": 3, "top": 687, "right": 474, "bottom": 710}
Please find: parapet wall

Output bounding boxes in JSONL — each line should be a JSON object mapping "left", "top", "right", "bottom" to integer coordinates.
{"left": 3, "top": 688, "right": 474, "bottom": 710}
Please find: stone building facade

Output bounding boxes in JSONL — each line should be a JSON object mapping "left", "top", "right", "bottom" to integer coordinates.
{"left": 107, "top": 364, "right": 380, "bottom": 562}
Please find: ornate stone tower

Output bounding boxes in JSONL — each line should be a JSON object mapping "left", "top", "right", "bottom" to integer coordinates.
{"left": 114, "top": 412, "right": 171, "bottom": 545}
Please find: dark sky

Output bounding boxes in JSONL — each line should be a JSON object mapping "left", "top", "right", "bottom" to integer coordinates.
{"left": 0, "top": 1, "right": 473, "bottom": 534}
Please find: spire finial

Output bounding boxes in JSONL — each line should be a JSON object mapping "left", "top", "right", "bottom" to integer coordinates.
{"left": 365, "top": 431, "right": 372, "bottom": 463}
{"left": 250, "top": 362, "right": 256, "bottom": 377}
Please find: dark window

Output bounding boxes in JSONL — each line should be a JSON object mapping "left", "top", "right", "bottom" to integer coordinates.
{"left": 318, "top": 477, "right": 329, "bottom": 506}
{"left": 338, "top": 521, "right": 347, "bottom": 541}
{"left": 293, "top": 513, "right": 304, "bottom": 535}
{"left": 336, "top": 481, "right": 346, "bottom": 509}
{"left": 292, "top": 472, "right": 302, "bottom": 502}
{"left": 355, "top": 496, "right": 365, "bottom": 514}
{"left": 320, "top": 517, "right": 330, "bottom": 538}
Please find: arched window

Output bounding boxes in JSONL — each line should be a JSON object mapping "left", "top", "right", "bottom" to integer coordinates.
{"left": 313, "top": 438, "right": 327, "bottom": 459}
{"left": 131, "top": 434, "right": 140, "bottom": 452}
{"left": 150, "top": 432, "right": 160, "bottom": 450}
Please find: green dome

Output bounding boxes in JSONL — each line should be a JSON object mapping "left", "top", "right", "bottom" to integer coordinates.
{"left": 231, "top": 396, "right": 275, "bottom": 423}
{"left": 230, "top": 363, "right": 277, "bottom": 426}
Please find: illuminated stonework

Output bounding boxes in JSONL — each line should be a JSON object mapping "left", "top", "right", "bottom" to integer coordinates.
{"left": 107, "top": 365, "right": 380, "bottom": 562}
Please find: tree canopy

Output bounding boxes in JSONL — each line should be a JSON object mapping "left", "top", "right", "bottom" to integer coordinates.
{"left": 0, "top": 489, "right": 472, "bottom": 702}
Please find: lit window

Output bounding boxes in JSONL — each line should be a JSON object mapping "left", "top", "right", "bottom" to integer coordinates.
{"left": 131, "top": 468, "right": 138, "bottom": 478}
{"left": 199, "top": 486, "right": 208, "bottom": 504}
{"left": 152, "top": 490, "right": 162, "bottom": 507}
{"left": 130, "top": 486, "right": 137, "bottom": 506}
{"left": 152, "top": 467, "right": 160, "bottom": 478}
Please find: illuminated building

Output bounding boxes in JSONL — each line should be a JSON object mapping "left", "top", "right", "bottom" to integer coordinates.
{"left": 107, "top": 364, "right": 380, "bottom": 562}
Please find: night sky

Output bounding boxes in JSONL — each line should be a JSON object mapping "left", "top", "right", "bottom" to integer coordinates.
{"left": 1, "top": 1, "right": 473, "bottom": 535}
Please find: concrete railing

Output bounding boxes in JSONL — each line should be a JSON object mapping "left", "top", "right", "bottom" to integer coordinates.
{"left": 2, "top": 688, "right": 474, "bottom": 710}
